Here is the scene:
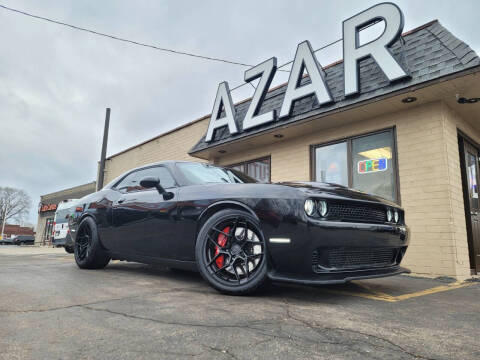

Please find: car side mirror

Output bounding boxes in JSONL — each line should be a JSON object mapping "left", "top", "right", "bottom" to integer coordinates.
{"left": 139, "top": 176, "right": 174, "bottom": 200}
{"left": 140, "top": 176, "right": 161, "bottom": 190}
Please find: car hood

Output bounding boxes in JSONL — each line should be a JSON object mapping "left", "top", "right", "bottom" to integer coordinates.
{"left": 275, "top": 181, "right": 399, "bottom": 208}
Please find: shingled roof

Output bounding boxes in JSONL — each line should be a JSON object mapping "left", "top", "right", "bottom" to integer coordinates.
{"left": 189, "top": 20, "right": 480, "bottom": 155}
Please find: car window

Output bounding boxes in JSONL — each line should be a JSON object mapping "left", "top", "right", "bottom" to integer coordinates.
{"left": 176, "top": 162, "right": 257, "bottom": 185}
{"left": 115, "top": 166, "right": 176, "bottom": 193}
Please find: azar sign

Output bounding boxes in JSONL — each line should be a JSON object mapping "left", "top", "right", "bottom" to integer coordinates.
{"left": 205, "top": 2, "right": 409, "bottom": 143}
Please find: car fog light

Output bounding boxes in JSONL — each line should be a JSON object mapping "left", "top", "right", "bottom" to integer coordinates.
{"left": 394, "top": 210, "right": 399, "bottom": 223}
{"left": 386, "top": 209, "right": 393, "bottom": 222}
{"left": 318, "top": 200, "right": 328, "bottom": 217}
{"left": 304, "top": 199, "right": 316, "bottom": 216}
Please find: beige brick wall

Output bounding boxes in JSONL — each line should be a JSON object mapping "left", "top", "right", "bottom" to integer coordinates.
{"left": 35, "top": 214, "right": 52, "bottom": 245}
{"left": 103, "top": 119, "right": 209, "bottom": 184}
{"left": 442, "top": 104, "right": 480, "bottom": 278}
{"left": 395, "top": 102, "right": 459, "bottom": 277}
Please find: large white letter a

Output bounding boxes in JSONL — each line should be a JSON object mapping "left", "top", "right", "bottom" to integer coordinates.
{"left": 279, "top": 41, "right": 332, "bottom": 118}
{"left": 205, "top": 82, "right": 238, "bottom": 142}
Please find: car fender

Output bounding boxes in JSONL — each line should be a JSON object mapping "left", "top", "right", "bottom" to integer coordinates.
{"left": 73, "top": 212, "right": 98, "bottom": 241}
{"left": 196, "top": 200, "right": 259, "bottom": 236}
{"left": 78, "top": 211, "right": 98, "bottom": 224}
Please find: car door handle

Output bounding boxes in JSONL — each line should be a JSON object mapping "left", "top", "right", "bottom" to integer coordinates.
{"left": 117, "top": 198, "right": 126, "bottom": 204}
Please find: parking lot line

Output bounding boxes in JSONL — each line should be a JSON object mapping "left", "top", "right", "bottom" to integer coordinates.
{"left": 326, "top": 281, "right": 474, "bottom": 302}
{"left": 324, "top": 288, "right": 397, "bottom": 302}
{"left": 352, "top": 281, "right": 397, "bottom": 300}
{"left": 393, "top": 281, "right": 474, "bottom": 301}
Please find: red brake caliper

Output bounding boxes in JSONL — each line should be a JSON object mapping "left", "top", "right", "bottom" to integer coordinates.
{"left": 215, "top": 226, "right": 230, "bottom": 268}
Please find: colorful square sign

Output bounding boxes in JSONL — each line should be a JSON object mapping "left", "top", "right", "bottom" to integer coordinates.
{"left": 358, "top": 158, "right": 387, "bottom": 174}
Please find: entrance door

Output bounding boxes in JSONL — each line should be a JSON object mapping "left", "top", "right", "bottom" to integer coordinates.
{"left": 461, "top": 139, "right": 480, "bottom": 273}
{"left": 43, "top": 217, "right": 54, "bottom": 245}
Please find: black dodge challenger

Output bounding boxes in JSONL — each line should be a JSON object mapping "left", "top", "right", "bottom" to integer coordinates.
{"left": 70, "top": 161, "right": 409, "bottom": 295}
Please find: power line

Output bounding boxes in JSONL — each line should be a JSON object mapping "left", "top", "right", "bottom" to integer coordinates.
{"left": 0, "top": 3, "right": 255, "bottom": 68}
{"left": 230, "top": 20, "right": 380, "bottom": 92}
{"left": 0, "top": 3, "right": 380, "bottom": 93}
{"left": 230, "top": 37, "right": 344, "bottom": 92}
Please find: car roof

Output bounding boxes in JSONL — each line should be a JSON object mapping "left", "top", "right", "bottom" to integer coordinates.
{"left": 103, "top": 160, "right": 205, "bottom": 189}
{"left": 121, "top": 160, "right": 197, "bottom": 173}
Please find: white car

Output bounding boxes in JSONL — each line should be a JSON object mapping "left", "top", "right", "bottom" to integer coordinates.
{"left": 52, "top": 199, "right": 77, "bottom": 253}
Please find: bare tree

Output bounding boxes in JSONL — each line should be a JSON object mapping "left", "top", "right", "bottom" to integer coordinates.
{"left": 0, "top": 187, "right": 32, "bottom": 238}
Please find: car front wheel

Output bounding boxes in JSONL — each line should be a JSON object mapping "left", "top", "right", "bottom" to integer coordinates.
{"left": 74, "top": 217, "right": 110, "bottom": 269}
{"left": 195, "top": 209, "right": 268, "bottom": 295}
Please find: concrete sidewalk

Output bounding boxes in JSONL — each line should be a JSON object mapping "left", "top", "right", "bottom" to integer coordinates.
{"left": 0, "top": 245, "right": 65, "bottom": 255}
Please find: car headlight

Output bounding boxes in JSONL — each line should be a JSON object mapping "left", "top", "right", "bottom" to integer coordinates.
{"left": 304, "top": 199, "right": 316, "bottom": 216}
{"left": 386, "top": 209, "right": 393, "bottom": 222}
{"left": 318, "top": 200, "right": 328, "bottom": 217}
{"left": 394, "top": 210, "right": 399, "bottom": 223}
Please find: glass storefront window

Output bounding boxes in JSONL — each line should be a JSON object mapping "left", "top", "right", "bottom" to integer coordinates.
{"left": 314, "top": 142, "right": 348, "bottom": 186}
{"left": 228, "top": 157, "right": 271, "bottom": 183}
{"left": 313, "top": 129, "right": 398, "bottom": 202}
{"left": 352, "top": 132, "right": 395, "bottom": 201}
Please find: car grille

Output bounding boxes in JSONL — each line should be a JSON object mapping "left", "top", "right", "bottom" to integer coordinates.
{"left": 327, "top": 202, "right": 387, "bottom": 223}
{"left": 312, "top": 247, "right": 399, "bottom": 272}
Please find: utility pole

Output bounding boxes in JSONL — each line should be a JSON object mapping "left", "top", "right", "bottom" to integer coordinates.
{"left": 97, "top": 108, "right": 111, "bottom": 190}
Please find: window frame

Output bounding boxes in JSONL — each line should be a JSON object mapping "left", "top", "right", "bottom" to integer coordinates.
{"left": 112, "top": 165, "right": 178, "bottom": 193}
{"left": 310, "top": 127, "right": 401, "bottom": 204}
{"left": 227, "top": 156, "right": 272, "bottom": 183}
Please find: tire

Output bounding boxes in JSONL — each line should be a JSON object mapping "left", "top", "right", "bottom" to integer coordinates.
{"left": 74, "top": 217, "right": 110, "bottom": 269}
{"left": 64, "top": 246, "right": 74, "bottom": 254}
{"left": 195, "top": 209, "right": 268, "bottom": 295}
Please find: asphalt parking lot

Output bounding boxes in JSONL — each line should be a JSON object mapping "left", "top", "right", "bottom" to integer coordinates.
{"left": 0, "top": 247, "right": 479, "bottom": 360}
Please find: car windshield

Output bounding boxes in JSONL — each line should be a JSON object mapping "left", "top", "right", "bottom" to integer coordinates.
{"left": 177, "top": 162, "right": 257, "bottom": 185}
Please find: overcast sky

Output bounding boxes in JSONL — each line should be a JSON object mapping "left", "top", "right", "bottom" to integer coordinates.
{"left": 0, "top": 0, "right": 479, "bottom": 225}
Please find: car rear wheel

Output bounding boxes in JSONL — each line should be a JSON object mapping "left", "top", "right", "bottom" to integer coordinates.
{"left": 195, "top": 209, "right": 267, "bottom": 295}
{"left": 64, "top": 246, "right": 74, "bottom": 254}
{"left": 74, "top": 217, "right": 110, "bottom": 269}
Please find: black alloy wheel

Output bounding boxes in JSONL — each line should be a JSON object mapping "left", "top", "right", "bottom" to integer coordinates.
{"left": 74, "top": 217, "right": 110, "bottom": 269}
{"left": 75, "top": 222, "right": 92, "bottom": 260}
{"left": 196, "top": 209, "right": 268, "bottom": 295}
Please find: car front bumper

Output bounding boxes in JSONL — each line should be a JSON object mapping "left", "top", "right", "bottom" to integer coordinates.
{"left": 264, "top": 219, "right": 409, "bottom": 284}
{"left": 268, "top": 266, "right": 410, "bottom": 285}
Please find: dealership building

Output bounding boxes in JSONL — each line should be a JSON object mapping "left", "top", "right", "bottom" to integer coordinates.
{"left": 35, "top": 181, "right": 96, "bottom": 245}
{"left": 98, "top": 19, "right": 480, "bottom": 280}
